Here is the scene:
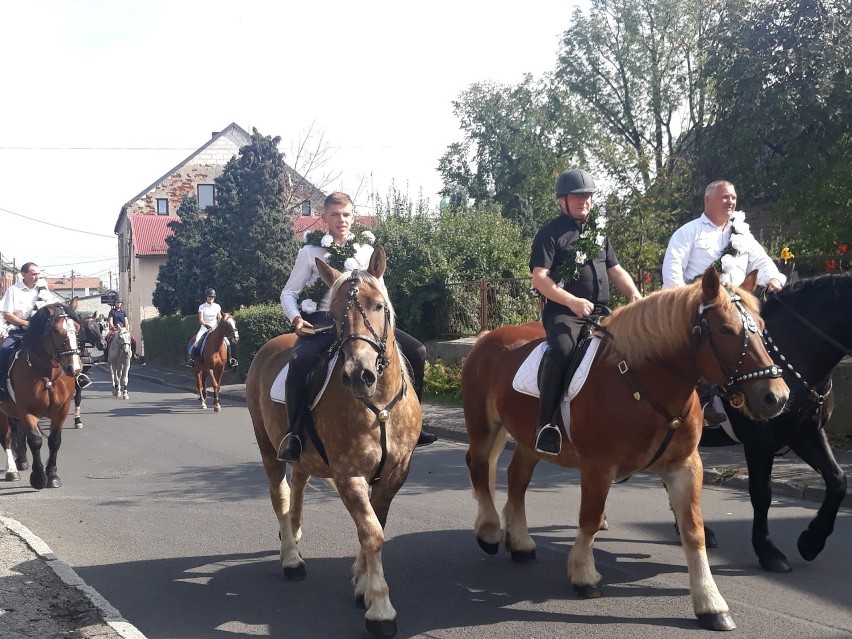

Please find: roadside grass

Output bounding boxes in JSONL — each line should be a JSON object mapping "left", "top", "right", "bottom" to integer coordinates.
{"left": 423, "top": 360, "right": 463, "bottom": 405}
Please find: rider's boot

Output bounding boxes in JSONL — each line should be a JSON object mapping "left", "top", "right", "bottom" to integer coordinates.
{"left": 0, "top": 346, "right": 10, "bottom": 400}
{"left": 403, "top": 343, "right": 437, "bottom": 447}
{"left": 534, "top": 348, "right": 567, "bottom": 456}
{"left": 227, "top": 343, "right": 238, "bottom": 369}
{"left": 277, "top": 379, "right": 306, "bottom": 463}
{"left": 698, "top": 379, "right": 726, "bottom": 425}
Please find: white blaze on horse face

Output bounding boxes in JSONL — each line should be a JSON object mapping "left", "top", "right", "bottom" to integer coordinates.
{"left": 63, "top": 318, "right": 83, "bottom": 375}
{"left": 227, "top": 316, "right": 240, "bottom": 342}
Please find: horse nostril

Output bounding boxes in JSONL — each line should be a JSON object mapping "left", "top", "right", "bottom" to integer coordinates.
{"left": 764, "top": 392, "right": 779, "bottom": 408}
{"left": 360, "top": 370, "right": 376, "bottom": 387}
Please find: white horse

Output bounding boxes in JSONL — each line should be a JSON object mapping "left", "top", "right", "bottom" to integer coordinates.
{"left": 108, "top": 326, "right": 132, "bottom": 399}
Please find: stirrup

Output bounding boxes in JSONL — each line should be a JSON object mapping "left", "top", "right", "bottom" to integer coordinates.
{"left": 77, "top": 373, "right": 92, "bottom": 389}
{"left": 229, "top": 358, "right": 239, "bottom": 367}
{"left": 534, "top": 423, "right": 562, "bottom": 456}
{"left": 276, "top": 432, "right": 303, "bottom": 463}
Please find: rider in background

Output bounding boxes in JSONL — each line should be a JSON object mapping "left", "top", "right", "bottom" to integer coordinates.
{"left": 0, "top": 262, "right": 61, "bottom": 396}
{"left": 276, "top": 191, "right": 437, "bottom": 463}
{"left": 106, "top": 298, "right": 137, "bottom": 359}
{"left": 529, "top": 169, "right": 642, "bottom": 456}
{"left": 187, "top": 288, "right": 237, "bottom": 368}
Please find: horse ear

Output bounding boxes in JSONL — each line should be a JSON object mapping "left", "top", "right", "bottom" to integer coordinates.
{"left": 368, "top": 243, "right": 386, "bottom": 279}
{"left": 70, "top": 297, "right": 79, "bottom": 311}
{"left": 317, "top": 257, "right": 341, "bottom": 287}
{"left": 701, "top": 265, "right": 721, "bottom": 301}
{"left": 740, "top": 270, "right": 759, "bottom": 292}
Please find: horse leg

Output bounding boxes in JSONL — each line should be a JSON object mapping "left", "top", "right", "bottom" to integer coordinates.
{"left": 466, "top": 426, "right": 508, "bottom": 554}
{"left": 289, "top": 467, "right": 309, "bottom": 544}
{"left": 19, "top": 417, "right": 47, "bottom": 490}
{"left": 742, "top": 441, "right": 790, "bottom": 572}
{"left": 195, "top": 369, "right": 207, "bottom": 409}
{"left": 336, "top": 476, "right": 397, "bottom": 638}
{"left": 121, "top": 361, "right": 130, "bottom": 399}
{"left": 111, "top": 365, "right": 119, "bottom": 397}
{"left": 212, "top": 367, "right": 222, "bottom": 412}
{"left": 503, "top": 445, "right": 539, "bottom": 562}
{"left": 74, "top": 383, "right": 83, "bottom": 428}
{"left": 11, "top": 419, "right": 28, "bottom": 470}
{"left": 568, "top": 465, "right": 611, "bottom": 599}
{"left": 660, "top": 454, "right": 734, "bottom": 631}
{"left": 44, "top": 420, "right": 64, "bottom": 489}
{"left": 790, "top": 429, "right": 848, "bottom": 562}
{"left": 1, "top": 418, "right": 20, "bottom": 481}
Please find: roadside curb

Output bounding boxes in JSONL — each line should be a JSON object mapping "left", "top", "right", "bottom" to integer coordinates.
{"left": 0, "top": 515, "right": 149, "bottom": 639}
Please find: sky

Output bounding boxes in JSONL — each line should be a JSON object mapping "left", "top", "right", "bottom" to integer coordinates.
{"left": 0, "top": 0, "right": 581, "bottom": 284}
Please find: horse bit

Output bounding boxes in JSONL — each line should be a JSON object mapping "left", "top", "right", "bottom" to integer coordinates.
{"left": 694, "top": 288, "right": 783, "bottom": 407}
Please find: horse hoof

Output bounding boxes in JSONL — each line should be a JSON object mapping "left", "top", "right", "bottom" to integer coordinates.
{"left": 759, "top": 555, "right": 792, "bottom": 573}
{"left": 510, "top": 548, "right": 537, "bottom": 563}
{"left": 696, "top": 611, "right": 736, "bottom": 631}
{"left": 573, "top": 584, "right": 603, "bottom": 599}
{"left": 29, "top": 474, "right": 47, "bottom": 491}
{"left": 74, "top": 417, "right": 83, "bottom": 429}
{"left": 48, "top": 478, "right": 62, "bottom": 489}
{"left": 599, "top": 518, "right": 609, "bottom": 531}
{"left": 214, "top": 405, "right": 221, "bottom": 413}
{"left": 283, "top": 563, "right": 306, "bottom": 581}
{"left": 476, "top": 536, "right": 500, "bottom": 555}
{"left": 16, "top": 459, "right": 29, "bottom": 471}
{"left": 5, "top": 471, "right": 20, "bottom": 482}
{"left": 355, "top": 594, "right": 366, "bottom": 610}
{"left": 797, "top": 529, "right": 826, "bottom": 561}
{"left": 365, "top": 617, "right": 397, "bottom": 638}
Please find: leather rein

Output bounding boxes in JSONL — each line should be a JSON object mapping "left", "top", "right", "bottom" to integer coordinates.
{"left": 328, "top": 271, "right": 406, "bottom": 485}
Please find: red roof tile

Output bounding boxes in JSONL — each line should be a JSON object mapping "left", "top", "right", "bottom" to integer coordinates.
{"left": 131, "top": 215, "right": 179, "bottom": 256}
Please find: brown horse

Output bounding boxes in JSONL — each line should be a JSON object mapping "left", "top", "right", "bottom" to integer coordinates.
{"left": 190, "top": 314, "right": 239, "bottom": 412}
{"left": 462, "top": 269, "right": 789, "bottom": 631}
{"left": 0, "top": 301, "right": 83, "bottom": 489}
{"left": 246, "top": 245, "right": 420, "bottom": 639}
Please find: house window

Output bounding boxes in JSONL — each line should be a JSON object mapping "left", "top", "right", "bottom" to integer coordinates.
{"left": 198, "top": 184, "right": 215, "bottom": 209}
{"left": 301, "top": 200, "right": 311, "bottom": 216}
{"left": 156, "top": 199, "right": 169, "bottom": 215}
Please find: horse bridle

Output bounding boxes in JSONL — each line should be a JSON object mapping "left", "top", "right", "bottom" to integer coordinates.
{"left": 694, "top": 288, "right": 782, "bottom": 405}
{"left": 27, "top": 308, "right": 81, "bottom": 388}
{"left": 328, "top": 271, "right": 404, "bottom": 485}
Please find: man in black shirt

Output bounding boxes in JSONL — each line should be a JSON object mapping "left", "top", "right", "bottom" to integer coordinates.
{"left": 529, "top": 168, "right": 642, "bottom": 455}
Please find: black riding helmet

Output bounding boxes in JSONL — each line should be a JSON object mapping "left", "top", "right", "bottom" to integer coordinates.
{"left": 205, "top": 288, "right": 216, "bottom": 297}
{"left": 555, "top": 168, "right": 597, "bottom": 196}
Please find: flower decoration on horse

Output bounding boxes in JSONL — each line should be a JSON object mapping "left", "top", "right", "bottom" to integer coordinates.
{"left": 297, "top": 229, "right": 376, "bottom": 313}
{"left": 546, "top": 211, "right": 608, "bottom": 288}
{"left": 714, "top": 210, "right": 757, "bottom": 284}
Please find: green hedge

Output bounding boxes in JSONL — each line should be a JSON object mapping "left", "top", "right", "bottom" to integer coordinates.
{"left": 140, "top": 303, "right": 291, "bottom": 381}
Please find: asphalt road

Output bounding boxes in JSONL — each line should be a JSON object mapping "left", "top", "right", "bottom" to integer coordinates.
{"left": 1, "top": 366, "right": 850, "bottom": 639}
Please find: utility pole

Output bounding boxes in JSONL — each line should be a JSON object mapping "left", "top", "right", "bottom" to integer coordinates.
{"left": 70, "top": 269, "right": 76, "bottom": 298}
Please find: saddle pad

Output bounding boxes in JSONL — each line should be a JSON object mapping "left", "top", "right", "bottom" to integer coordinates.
{"left": 270, "top": 353, "right": 339, "bottom": 409}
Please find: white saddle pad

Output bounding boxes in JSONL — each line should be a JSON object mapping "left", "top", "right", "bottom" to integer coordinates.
{"left": 511, "top": 337, "right": 601, "bottom": 443}
{"left": 270, "top": 353, "right": 339, "bottom": 410}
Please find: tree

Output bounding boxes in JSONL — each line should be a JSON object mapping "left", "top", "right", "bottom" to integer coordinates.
{"left": 699, "top": 0, "right": 852, "bottom": 250}
{"left": 206, "top": 129, "right": 300, "bottom": 309}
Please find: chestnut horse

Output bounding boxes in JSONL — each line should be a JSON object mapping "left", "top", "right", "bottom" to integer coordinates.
{"left": 246, "top": 245, "right": 420, "bottom": 638}
{"left": 0, "top": 301, "right": 83, "bottom": 489}
{"left": 190, "top": 314, "right": 239, "bottom": 412}
{"left": 462, "top": 269, "right": 789, "bottom": 631}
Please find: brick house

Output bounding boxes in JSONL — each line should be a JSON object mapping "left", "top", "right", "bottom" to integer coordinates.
{"left": 112, "top": 123, "right": 334, "bottom": 355}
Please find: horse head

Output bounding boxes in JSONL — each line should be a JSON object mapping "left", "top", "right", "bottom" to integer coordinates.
{"left": 83, "top": 314, "right": 109, "bottom": 351}
{"left": 222, "top": 314, "right": 240, "bottom": 343}
{"left": 22, "top": 301, "right": 83, "bottom": 378}
{"left": 318, "top": 243, "right": 394, "bottom": 399}
{"left": 694, "top": 267, "right": 789, "bottom": 420}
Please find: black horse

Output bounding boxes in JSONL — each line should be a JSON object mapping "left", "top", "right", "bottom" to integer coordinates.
{"left": 705, "top": 272, "right": 850, "bottom": 572}
{"left": 74, "top": 314, "right": 108, "bottom": 428}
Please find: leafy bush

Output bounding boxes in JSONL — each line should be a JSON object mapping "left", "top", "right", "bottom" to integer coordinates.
{"left": 423, "top": 360, "right": 463, "bottom": 403}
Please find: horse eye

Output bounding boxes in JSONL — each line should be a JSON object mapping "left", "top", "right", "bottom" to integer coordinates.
{"left": 375, "top": 302, "right": 383, "bottom": 312}
{"left": 718, "top": 325, "right": 735, "bottom": 336}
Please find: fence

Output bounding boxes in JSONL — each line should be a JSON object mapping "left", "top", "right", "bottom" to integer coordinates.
{"left": 440, "top": 277, "right": 543, "bottom": 337}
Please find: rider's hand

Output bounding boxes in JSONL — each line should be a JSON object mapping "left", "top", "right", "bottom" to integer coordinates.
{"left": 293, "top": 316, "right": 314, "bottom": 337}
{"left": 569, "top": 297, "right": 594, "bottom": 318}
{"left": 767, "top": 278, "right": 783, "bottom": 293}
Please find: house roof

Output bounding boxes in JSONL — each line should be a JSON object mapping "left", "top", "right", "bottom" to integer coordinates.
{"left": 115, "top": 122, "right": 251, "bottom": 234}
{"left": 131, "top": 215, "right": 179, "bottom": 256}
{"left": 45, "top": 276, "right": 101, "bottom": 290}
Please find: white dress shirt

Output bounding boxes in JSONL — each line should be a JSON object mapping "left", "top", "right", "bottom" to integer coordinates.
{"left": 280, "top": 243, "right": 375, "bottom": 322}
{"left": 662, "top": 213, "right": 786, "bottom": 288}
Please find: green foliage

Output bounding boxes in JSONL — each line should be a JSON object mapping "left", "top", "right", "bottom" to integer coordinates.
{"left": 140, "top": 314, "right": 199, "bottom": 367}
{"left": 228, "top": 304, "right": 290, "bottom": 380}
{"left": 423, "top": 360, "right": 463, "bottom": 403}
{"left": 375, "top": 193, "right": 531, "bottom": 338}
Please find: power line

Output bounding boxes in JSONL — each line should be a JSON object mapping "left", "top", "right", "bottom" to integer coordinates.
{"left": 41, "top": 257, "right": 117, "bottom": 268}
{"left": 0, "top": 205, "right": 114, "bottom": 238}
{"left": 0, "top": 146, "right": 197, "bottom": 151}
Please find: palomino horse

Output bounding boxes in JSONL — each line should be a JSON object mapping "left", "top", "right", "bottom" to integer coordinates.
{"left": 246, "top": 245, "right": 420, "bottom": 639}
{"left": 0, "top": 301, "right": 83, "bottom": 489}
{"left": 462, "top": 269, "right": 789, "bottom": 631}
{"left": 700, "top": 271, "right": 852, "bottom": 572}
{"left": 190, "top": 314, "right": 239, "bottom": 412}
{"left": 108, "top": 326, "right": 132, "bottom": 399}
{"left": 72, "top": 314, "right": 108, "bottom": 427}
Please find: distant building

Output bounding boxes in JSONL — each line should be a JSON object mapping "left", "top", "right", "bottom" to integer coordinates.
{"left": 45, "top": 276, "right": 102, "bottom": 299}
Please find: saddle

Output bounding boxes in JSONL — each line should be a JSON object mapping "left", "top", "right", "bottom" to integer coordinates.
{"left": 271, "top": 351, "right": 339, "bottom": 408}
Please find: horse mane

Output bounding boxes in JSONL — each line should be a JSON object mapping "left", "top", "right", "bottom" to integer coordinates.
{"left": 599, "top": 279, "right": 760, "bottom": 366}
{"left": 764, "top": 270, "right": 852, "bottom": 315}
{"left": 327, "top": 270, "right": 396, "bottom": 331}
{"left": 22, "top": 302, "right": 82, "bottom": 347}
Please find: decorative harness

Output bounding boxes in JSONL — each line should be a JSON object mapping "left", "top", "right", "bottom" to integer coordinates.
{"left": 26, "top": 307, "right": 80, "bottom": 390}
{"left": 319, "top": 271, "right": 406, "bottom": 485}
{"left": 609, "top": 287, "right": 782, "bottom": 478}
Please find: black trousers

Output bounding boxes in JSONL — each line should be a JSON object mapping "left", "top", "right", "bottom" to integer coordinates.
{"left": 284, "top": 312, "right": 426, "bottom": 440}
{"left": 537, "top": 309, "right": 587, "bottom": 427}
